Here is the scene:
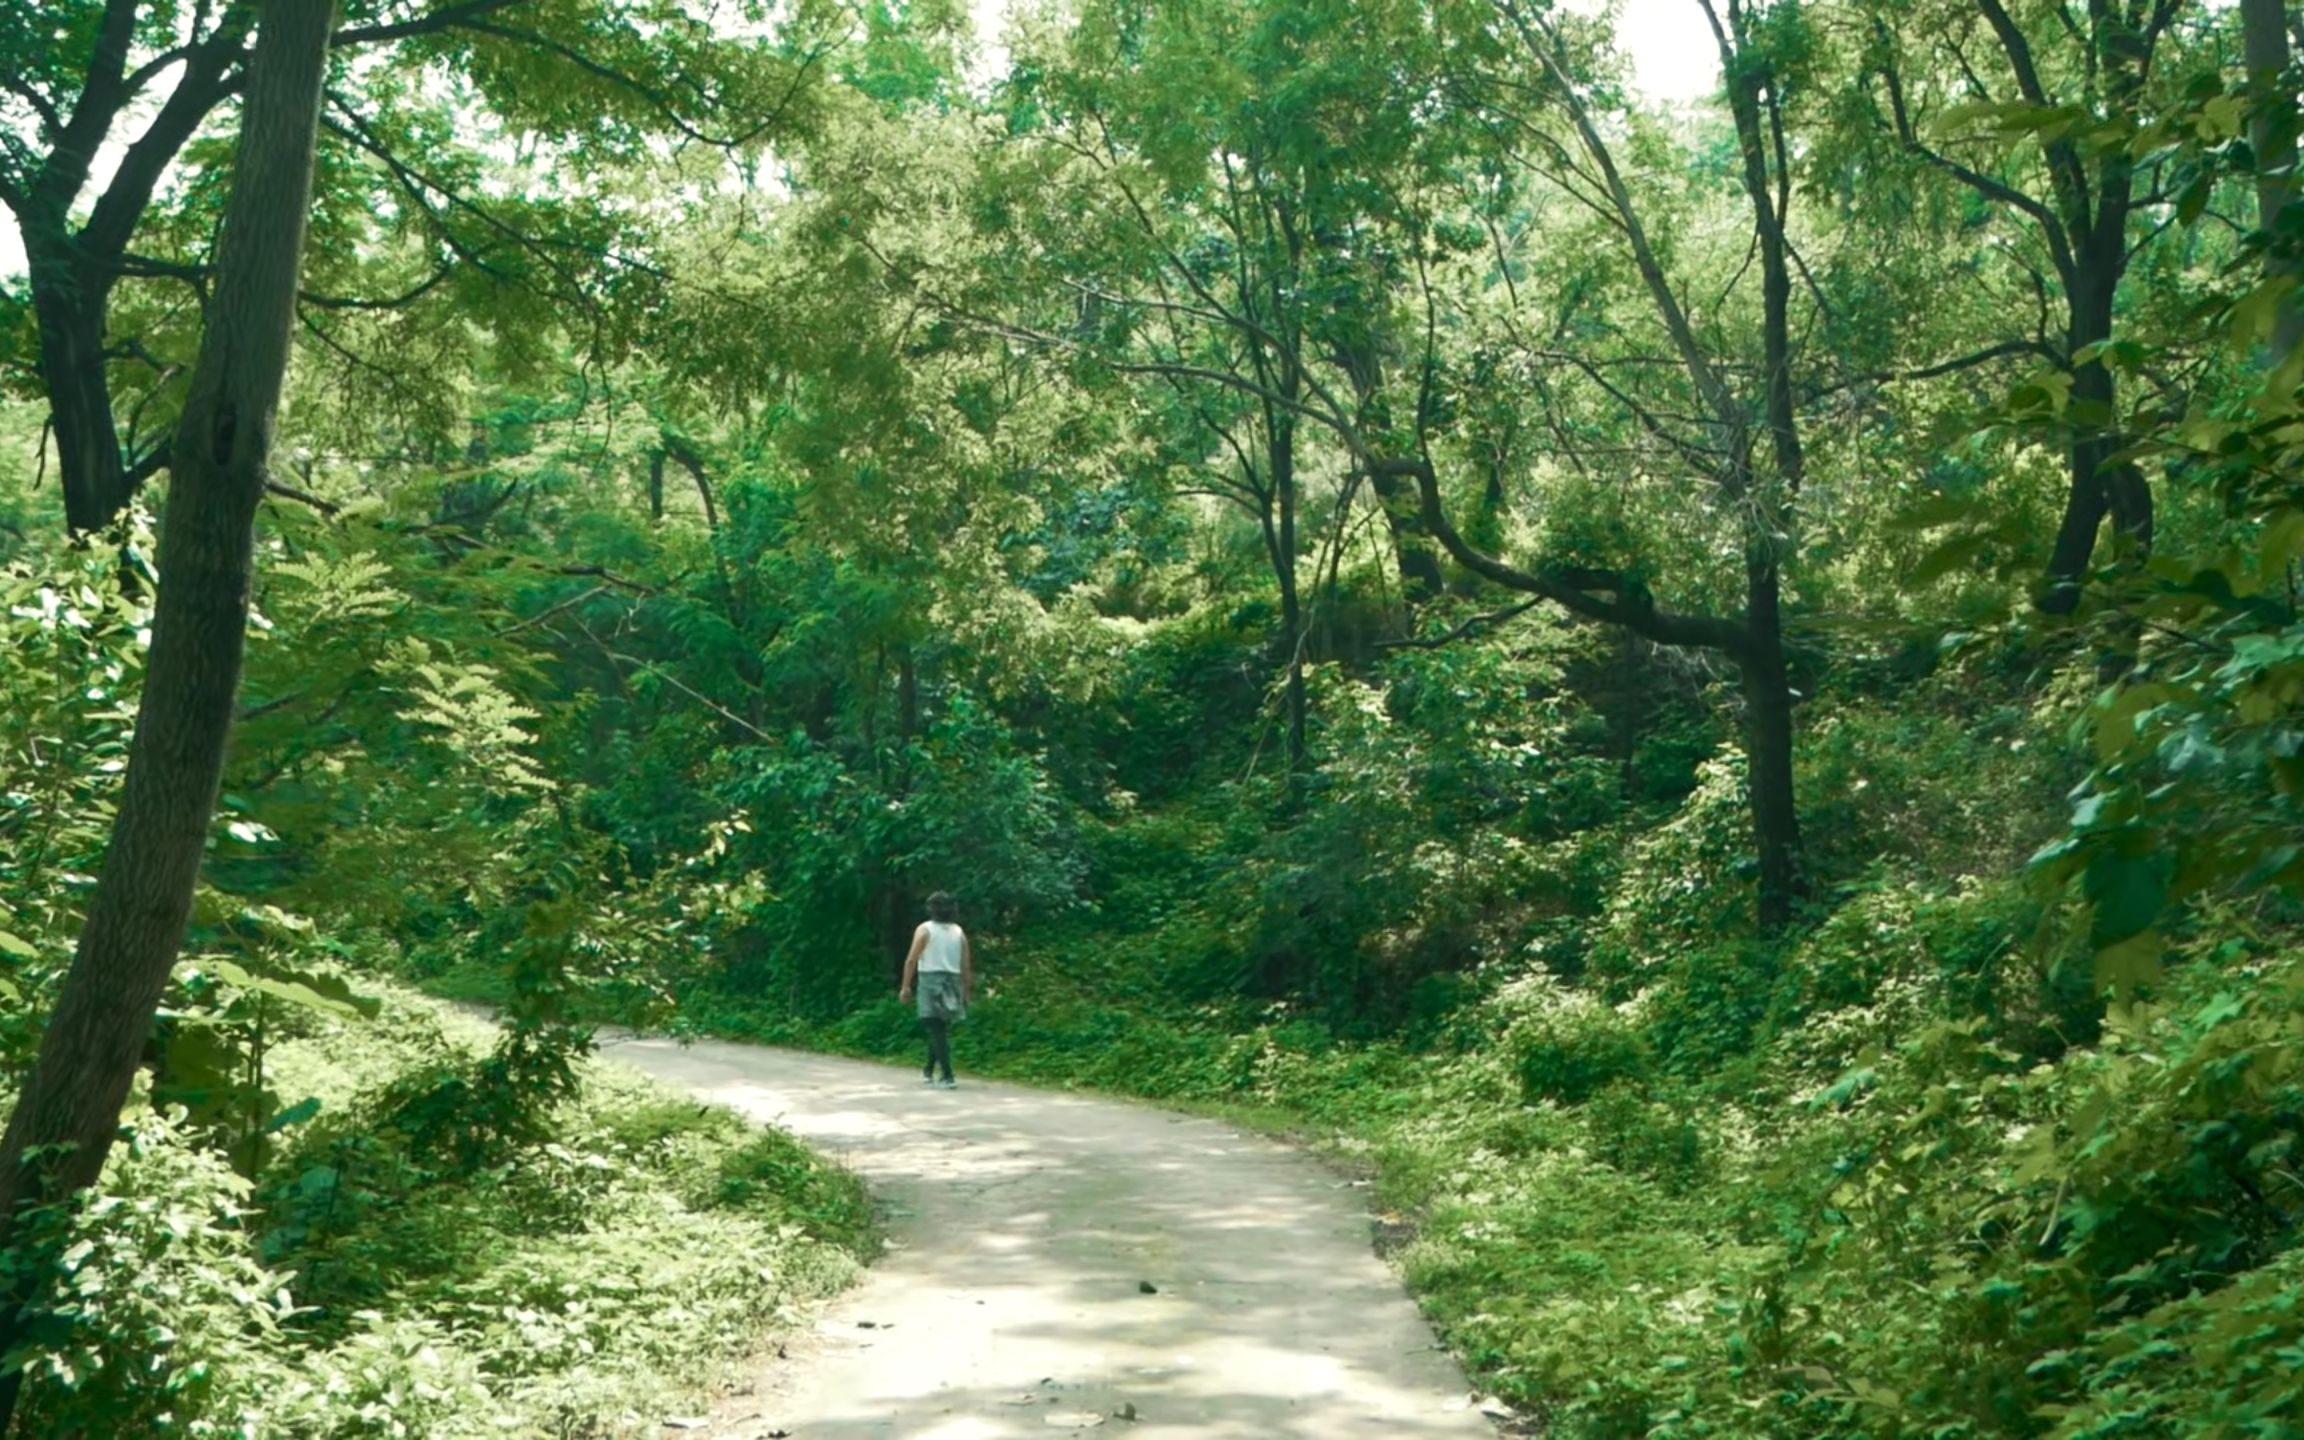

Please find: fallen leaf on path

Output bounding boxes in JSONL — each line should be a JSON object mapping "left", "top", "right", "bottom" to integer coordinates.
{"left": 661, "top": 1419, "right": 707, "bottom": 1431}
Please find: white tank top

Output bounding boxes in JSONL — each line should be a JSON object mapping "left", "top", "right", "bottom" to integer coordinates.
{"left": 919, "top": 921, "right": 965, "bottom": 974}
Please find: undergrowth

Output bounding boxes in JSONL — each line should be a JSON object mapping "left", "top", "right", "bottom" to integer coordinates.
{"left": 4, "top": 991, "right": 871, "bottom": 1438}
{"left": 627, "top": 685, "right": 2304, "bottom": 1440}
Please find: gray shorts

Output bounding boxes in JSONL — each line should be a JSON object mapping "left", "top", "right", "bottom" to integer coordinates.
{"left": 917, "top": 970, "right": 967, "bottom": 1023}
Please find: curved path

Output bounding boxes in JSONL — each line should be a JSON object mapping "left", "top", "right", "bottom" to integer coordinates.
{"left": 599, "top": 1035, "right": 1495, "bottom": 1440}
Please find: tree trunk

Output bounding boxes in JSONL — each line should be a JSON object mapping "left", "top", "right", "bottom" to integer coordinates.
{"left": 0, "top": 4, "right": 336, "bottom": 1429}
{"left": 1720, "top": 38, "right": 1809, "bottom": 932}
{"left": 1366, "top": 464, "right": 1447, "bottom": 605}
{"left": 2042, "top": 267, "right": 2151, "bottom": 615}
{"left": 1273, "top": 407, "right": 1308, "bottom": 776}
{"left": 895, "top": 643, "right": 919, "bottom": 794}
{"left": 2037, "top": 11, "right": 2150, "bottom": 614}
{"left": 1741, "top": 552, "right": 1803, "bottom": 933}
{"left": 24, "top": 234, "right": 133, "bottom": 535}
{"left": 2245, "top": 0, "right": 2303, "bottom": 359}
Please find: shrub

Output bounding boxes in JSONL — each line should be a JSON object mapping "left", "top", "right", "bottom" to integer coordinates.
{"left": 1498, "top": 975, "right": 1654, "bottom": 1105}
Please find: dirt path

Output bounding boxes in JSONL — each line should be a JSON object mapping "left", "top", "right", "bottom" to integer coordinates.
{"left": 599, "top": 1035, "right": 1497, "bottom": 1440}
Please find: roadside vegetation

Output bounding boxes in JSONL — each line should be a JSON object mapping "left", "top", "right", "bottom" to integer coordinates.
{"left": 0, "top": 980, "right": 869, "bottom": 1438}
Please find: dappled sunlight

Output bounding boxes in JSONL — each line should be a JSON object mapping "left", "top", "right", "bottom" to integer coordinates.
{"left": 604, "top": 1040, "right": 1491, "bottom": 1437}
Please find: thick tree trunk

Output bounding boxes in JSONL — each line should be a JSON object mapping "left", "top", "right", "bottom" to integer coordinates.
{"left": 1741, "top": 552, "right": 1804, "bottom": 933}
{"left": 1366, "top": 465, "right": 1447, "bottom": 605}
{"left": 23, "top": 226, "right": 134, "bottom": 534}
{"left": 2245, "top": 0, "right": 2303, "bottom": 359}
{"left": 0, "top": 4, "right": 336, "bottom": 1428}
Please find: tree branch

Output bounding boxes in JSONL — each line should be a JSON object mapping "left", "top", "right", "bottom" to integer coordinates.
{"left": 263, "top": 480, "right": 341, "bottom": 515}
{"left": 1393, "top": 456, "right": 1752, "bottom": 655}
{"left": 330, "top": 0, "right": 531, "bottom": 49}
{"left": 0, "top": 75, "right": 63, "bottom": 141}
{"left": 1376, "top": 598, "right": 1543, "bottom": 651}
{"left": 80, "top": 26, "right": 253, "bottom": 262}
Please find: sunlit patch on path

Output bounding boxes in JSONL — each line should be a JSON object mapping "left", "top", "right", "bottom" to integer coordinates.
{"left": 602, "top": 1037, "right": 1496, "bottom": 1439}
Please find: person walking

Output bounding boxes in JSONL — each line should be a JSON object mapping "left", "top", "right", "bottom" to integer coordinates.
{"left": 898, "top": 892, "right": 972, "bottom": 1088}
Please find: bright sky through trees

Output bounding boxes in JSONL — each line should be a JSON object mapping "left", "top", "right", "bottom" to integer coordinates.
{"left": 1580, "top": 0, "right": 1725, "bottom": 98}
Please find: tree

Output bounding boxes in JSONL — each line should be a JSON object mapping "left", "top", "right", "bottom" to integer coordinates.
{"left": 862, "top": 0, "right": 1474, "bottom": 774}
{"left": 0, "top": 0, "right": 842, "bottom": 534}
{"left": 0, "top": 2, "right": 337, "bottom": 1428}
{"left": 2243, "top": 0, "right": 2301, "bottom": 358}
{"left": 1861, "top": 0, "right": 2199, "bottom": 611}
{"left": 1386, "top": 0, "right": 1819, "bottom": 928}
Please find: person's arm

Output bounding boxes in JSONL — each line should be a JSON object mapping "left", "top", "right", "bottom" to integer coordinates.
{"left": 899, "top": 924, "right": 927, "bottom": 1000}
{"left": 962, "top": 931, "right": 975, "bottom": 1002}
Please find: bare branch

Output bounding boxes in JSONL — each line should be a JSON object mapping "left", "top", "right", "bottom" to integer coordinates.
{"left": 264, "top": 480, "right": 342, "bottom": 515}
{"left": 1377, "top": 598, "right": 1543, "bottom": 651}
{"left": 331, "top": 0, "right": 531, "bottom": 49}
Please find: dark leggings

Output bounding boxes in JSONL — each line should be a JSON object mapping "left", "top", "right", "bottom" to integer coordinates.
{"left": 923, "top": 1018, "right": 954, "bottom": 1081}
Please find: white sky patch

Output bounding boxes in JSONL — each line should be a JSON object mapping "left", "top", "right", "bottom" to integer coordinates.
{"left": 1601, "top": 0, "right": 1726, "bottom": 102}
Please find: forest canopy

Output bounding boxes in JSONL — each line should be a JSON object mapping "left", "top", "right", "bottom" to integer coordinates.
{"left": 4, "top": 0, "right": 2304, "bottom": 1434}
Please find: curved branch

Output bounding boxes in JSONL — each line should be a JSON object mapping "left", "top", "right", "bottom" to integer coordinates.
{"left": 1392, "top": 456, "right": 1752, "bottom": 656}
{"left": 1377, "top": 598, "right": 1542, "bottom": 651}
{"left": 300, "top": 263, "right": 456, "bottom": 310}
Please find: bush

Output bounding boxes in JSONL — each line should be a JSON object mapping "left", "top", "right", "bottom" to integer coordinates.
{"left": 7, "top": 989, "right": 870, "bottom": 1437}
{"left": 1499, "top": 975, "right": 1653, "bottom": 1104}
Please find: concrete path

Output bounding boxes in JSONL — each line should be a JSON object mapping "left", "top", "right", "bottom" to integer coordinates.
{"left": 598, "top": 1035, "right": 1495, "bottom": 1440}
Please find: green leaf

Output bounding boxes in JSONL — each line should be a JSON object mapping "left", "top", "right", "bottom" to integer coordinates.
{"left": 1887, "top": 494, "right": 1985, "bottom": 533}
{"left": 263, "top": 1097, "right": 323, "bottom": 1134}
{"left": 1908, "top": 531, "right": 1994, "bottom": 587}
{"left": 204, "top": 957, "right": 382, "bottom": 1020}
{"left": 2092, "top": 683, "right": 2174, "bottom": 764}
{"left": 2085, "top": 851, "right": 2167, "bottom": 947}
{"left": 0, "top": 930, "right": 36, "bottom": 959}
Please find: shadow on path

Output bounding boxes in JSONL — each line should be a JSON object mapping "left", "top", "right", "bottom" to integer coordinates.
{"left": 601, "top": 1036, "right": 1496, "bottom": 1440}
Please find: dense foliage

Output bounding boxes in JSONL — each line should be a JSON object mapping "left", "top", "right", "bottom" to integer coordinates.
{"left": 7, "top": 0, "right": 2304, "bottom": 1434}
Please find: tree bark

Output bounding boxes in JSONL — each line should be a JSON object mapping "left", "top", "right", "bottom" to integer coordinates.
{"left": 1741, "top": 550, "right": 1803, "bottom": 931}
{"left": 1366, "top": 464, "right": 1447, "bottom": 605}
{"left": 1720, "top": 34, "right": 1809, "bottom": 927}
{"left": 23, "top": 234, "right": 137, "bottom": 534}
{"left": 2245, "top": 0, "right": 2303, "bottom": 360}
{"left": 0, "top": 4, "right": 337, "bottom": 1429}
{"left": 1274, "top": 401, "right": 1308, "bottom": 777}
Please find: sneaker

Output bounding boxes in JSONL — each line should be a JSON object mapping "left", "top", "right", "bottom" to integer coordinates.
{"left": 936, "top": 1078, "right": 958, "bottom": 1090}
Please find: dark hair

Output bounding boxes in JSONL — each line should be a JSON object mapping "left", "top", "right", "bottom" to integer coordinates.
{"left": 926, "top": 892, "right": 959, "bottom": 923}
